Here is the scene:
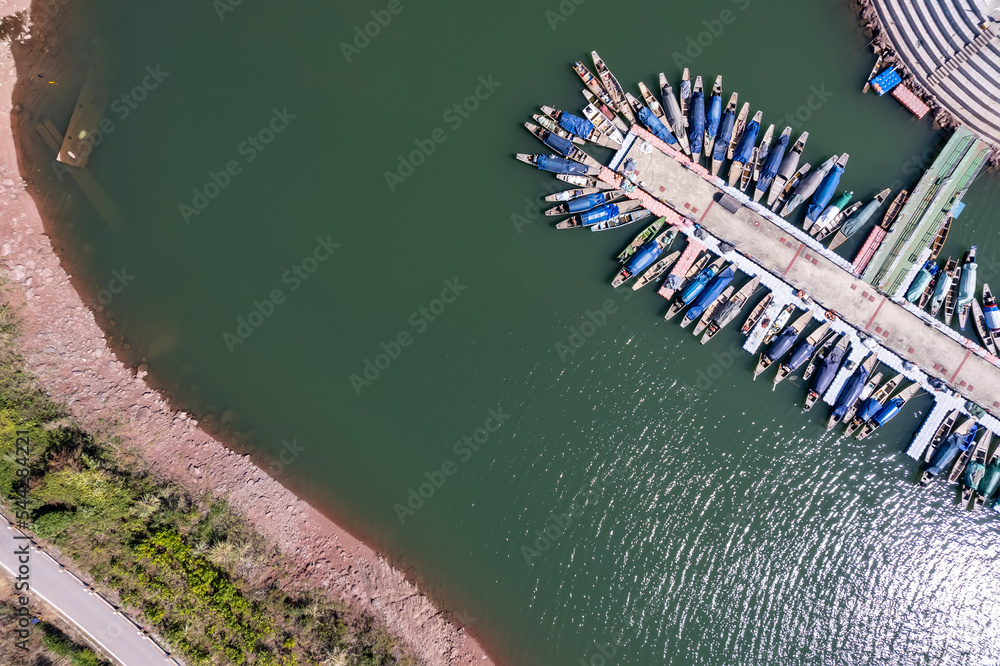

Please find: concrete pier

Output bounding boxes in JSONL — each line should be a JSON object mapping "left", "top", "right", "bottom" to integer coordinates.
{"left": 602, "top": 125, "right": 1000, "bottom": 423}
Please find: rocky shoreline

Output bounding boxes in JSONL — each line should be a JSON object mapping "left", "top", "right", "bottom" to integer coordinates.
{"left": 0, "top": 1, "right": 493, "bottom": 664}
{"left": 850, "top": 0, "right": 1000, "bottom": 165}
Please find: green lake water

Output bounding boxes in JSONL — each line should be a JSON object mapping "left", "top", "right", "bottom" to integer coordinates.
{"left": 41, "top": 0, "right": 1000, "bottom": 663}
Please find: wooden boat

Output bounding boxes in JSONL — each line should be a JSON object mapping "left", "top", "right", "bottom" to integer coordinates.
{"left": 771, "top": 163, "right": 811, "bottom": 213}
{"left": 590, "top": 210, "right": 651, "bottom": 232}
{"left": 752, "top": 124, "right": 775, "bottom": 184}
{"left": 774, "top": 321, "right": 832, "bottom": 388}
{"left": 802, "top": 331, "right": 837, "bottom": 382}
{"left": 949, "top": 421, "right": 991, "bottom": 483}
{"left": 632, "top": 249, "right": 681, "bottom": 291}
{"left": 917, "top": 265, "right": 939, "bottom": 311}
{"left": 679, "top": 68, "right": 691, "bottom": 127}
{"left": 581, "top": 90, "right": 630, "bottom": 135}
{"left": 957, "top": 247, "right": 977, "bottom": 331}
{"left": 862, "top": 54, "right": 885, "bottom": 94}
{"left": 703, "top": 276, "right": 761, "bottom": 343}
{"left": 754, "top": 309, "right": 811, "bottom": 379}
{"left": 741, "top": 292, "right": 773, "bottom": 336}
{"left": 662, "top": 253, "right": 710, "bottom": 310}
{"left": 617, "top": 217, "right": 666, "bottom": 262}
{"left": 983, "top": 283, "right": 1000, "bottom": 346}
{"left": 928, "top": 214, "right": 951, "bottom": 261}
{"left": 573, "top": 61, "right": 612, "bottom": 104}
{"left": 931, "top": 257, "right": 957, "bottom": 318}
{"left": 727, "top": 102, "right": 750, "bottom": 161}
{"left": 555, "top": 174, "right": 614, "bottom": 189}
{"left": 703, "top": 75, "right": 723, "bottom": 158}
{"left": 537, "top": 109, "right": 612, "bottom": 148}
{"left": 556, "top": 200, "right": 645, "bottom": 229}
{"left": 664, "top": 256, "right": 721, "bottom": 321}
{"left": 762, "top": 304, "right": 796, "bottom": 346}
{"left": 692, "top": 285, "right": 735, "bottom": 336}
{"left": 524, "top": 123, "right": 603, "bottom": 169}
{"left": 767, "top": 131, "right": 809, "bottom": 208}
{"left": 920, "top": 417, "right": 976, "bottom": 487}
{"left": 881, "top": 190, "right": 908, "bottom": 230}
{"left": 844, "top": 372, "right": 902, "bottom": 437}
{"left": 638, "top": 81, "right": 666, "bottom": 121}
{"left": 856, "top": 382, "right": 920, "bottom": 440}
{"left": 544, "top": 191, "right": 622, "bottom": 216}
{"left": 710, "top": 93, "right": 739, "bottom": 177}
{"left": 580, "top": 103, "right": 626, "bottom": 146}
{"left": 971, "top": 297, "right": 999, "bottom": 355}
{"left": 533, "top": 114, "right": 586, "bottom": 145}
{"left": 613, "top": 230, "right": 675, "bottom": 287}
{"left": 545, "top": 187, "right": 601, "bottom": 203}
{"left": 814, "top": 201, "right": 862, "bottom": 240}
{"left": 924, "top": 410, "right": 960, "bottom": 463}
{"left": 826, "top": 188, "right": 891, "bottom": 248}
{"left": 739, "top": 146, "right": 757, "bottom": 191}
{"left": 592, "top": 51, "right": 635, "bottom": 124}
{"left": 973, "top": 435, "right": 997, "bottom": 510}
{"left": 515, "top": 153, "right": 602, "bottom": 176}
{"left": 803, "top": 336, "right": 853, "bottom": 411}
{"left": 944, "top": 263, "right": 962, "bottom": 327}
{"left": 826, "top": 355, "right": 879, "bottom": 430}
{"left": 960, "top": 428, "right": 992, "bottom": 505}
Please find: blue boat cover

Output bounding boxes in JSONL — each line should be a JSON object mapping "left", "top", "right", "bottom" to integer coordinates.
{"left": 785, "top": 339, "right": 815, "bottom": 371}
{"left": 804, "top": 164, "right": 845, "bottom": 223}
{"left": 927, "top": 424, "right": 978, "bottom": 476}
{"left": 757, "top": 132, "right": 790, "bottom": 193}
{"left": 580, "top": 203, "right": 619, "bottom": 226}
{"left": 905, "top": 263, "right": 938, "bottom": 302}
{"left": 712, "top": 110, "right": 736, "bottom": 162}
{"left": 984, "top": 299, "right": 1000, "bottom": 333}
{"left": 732, "top": 119, "right": 761, "bottom": 165}
{"left": 685, "top": 266, "right": 734, "bottom": 321}
{"left": 680, "top": 267, "right": 718, "bottom": 305}
{"left": 832, "top": 361, "right": 871, "bottom": 419}
{"left": 810, "top": 344, "right": 845, "bottom": 395}
{"left": 871, "top": 67, "right": 901, "bottom": 96}
{"left": 567, "top": 192, "right": 608, "bottom": 214}
{"left": 626, "top": 239, "right": 663, "bottom": 274}
{"left": 856, "top": 397, "right": 882, "bottom": 423}
{"left": 959, "top": 259, "right": 978, "bottom": 306}
{"left": 543, "top": 132, "right": 575, "bottom": 157}
{"left": 766, "top": 327, "right": 798, "bottom": 362}
{"left": 689, "top": 92, "right": 706, "bottom": 156}
{"left": 873, "top": 397, "right": 904, "bottom": 426}
{"left": 638, "top": 107, "right": 678, "bottom": 146}
{"left": 536, "top": 155, "right": 588, "bottom": 175}
{"left": 706, "top": 95, "right": 722, "bottom": 139}
{"left": 558, "top": 113, "right": 594, "bottom": 139}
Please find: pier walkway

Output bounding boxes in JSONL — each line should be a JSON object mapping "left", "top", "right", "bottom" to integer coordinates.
{"left": 603, "top": 126, "right": 1000, "bottom": 430}
{"left": 865, "top": 0, "right": 1000, "bottom": 149}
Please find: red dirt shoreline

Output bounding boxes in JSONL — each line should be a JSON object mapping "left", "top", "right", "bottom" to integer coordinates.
{"left": 0, "top": 1, "right": 495, "bottom": 664}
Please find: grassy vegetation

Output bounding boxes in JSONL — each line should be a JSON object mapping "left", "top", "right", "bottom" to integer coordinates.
{"left": 0, "top": 299, "right": 416, "bottom": 665}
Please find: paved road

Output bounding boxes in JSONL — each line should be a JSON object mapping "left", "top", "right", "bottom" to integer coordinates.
{"left": 0, "top": 519, "right": 176, "bottom": 666}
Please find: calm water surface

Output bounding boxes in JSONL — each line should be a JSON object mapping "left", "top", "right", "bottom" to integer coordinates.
{"left": 44, "top": 0, "right": 1000, "bottom": 663}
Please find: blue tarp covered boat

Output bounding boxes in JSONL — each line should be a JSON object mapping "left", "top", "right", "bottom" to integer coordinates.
{"left": 732, "top": 117, "right": 761, "bottom": 165}
{"left": 680, "top": 266, "right": 719, "bottom": 305}
{"left": 785, "top": 337, "right": 816, "bottom": 372}
{"left": 872, "top": 397, "right": 904, "bottom": 426}
{"left": 625, "top": 239, "right": 663, "bottom": 275}
{"left": 567, "top": 192, "right": 609, "bottom": 214}
{"left": 706, "top": 94, "right": 721, "bottom": 145}
{"left": 756, "top": 130, "right": 789, "bottom": 196}
{"left": 810, "top": 343, "right": 845, "bottom": 397}
{"left": 580, "top": 203, "right": 620, "bottom": 226}
{"left": 804, "top": 161, "right": 846, "bottom": 224}
{"left": 542, "top": 132, "right": 576, "bottom": 157}
{"left": 926, "top": 424, "right": 979, "bottom": 477}
{"left": 765, "top": 327, "right": 798, "bottom": 362}
{"left": 685, "top": 266, "right": 734, "bottom": 321}
{"left": 638, "top": 107, "right": 678, "bottom": 146}
{"left": 712, "top": 107, "right": 736, "bottom": 162}
{"left": 855, "top": 396, "right": 882, "bottom": 423}
{"left": 558, "top": 113, "right": 594, "bottom": 139}
{"left": 536, "top": 155, "right": 589, "bottom": 175}
{"left": 832, "top": 362, "right": 871, "bottom": 420}
{"left": 689, "top": 91, "right": 706, "bottom": 157}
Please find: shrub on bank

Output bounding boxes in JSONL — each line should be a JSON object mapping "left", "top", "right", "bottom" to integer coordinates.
{"left": 0, "top": 300, "right": 415, "bottom": 665}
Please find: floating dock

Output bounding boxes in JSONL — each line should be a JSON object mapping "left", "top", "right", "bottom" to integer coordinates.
{"left": 601, "top": 124, "right": 1000, "bottom": 426}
